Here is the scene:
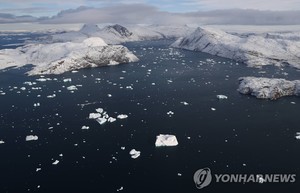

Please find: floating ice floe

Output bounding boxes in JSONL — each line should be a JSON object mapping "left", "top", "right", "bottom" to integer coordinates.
{"left": 52, "top": 160, "right": 60, "bottom": 165}
{"left": 89, "top": 113, "right": 101, "bottom": 119}
{"left": 24, "top": 81, "right": 36, "bottom": 86}
{"left": 63, "top": 78, "right": 72, "bottom": 82}
{"left": 33, "top": 103, "right": 40, "bottom": 107}
{"left": 155, "top": 134, "right": 178, "bottom": 147}
{"left": 0, "top": 140, "right": 5, "bottom": 144}
{"left": 81, "top": 126, "right": 90, "bottom": 130}
{"left": 296, "top": 132, "right": 300, "bottom": 139}
{"left": 89, "top": 108, "right": 119, "bottom": 125}
{"left": 180, "top": 101, "right": 189, "bottom": 105}
{"left": 117, "top": 114, "right": 128, "bottom": 119}
{"left": 216, "top": 95, "right": 228, "bottom": 99}
{"left": 67, "top": 85, "right": 78, "bottom": 91}
{"left": 117, "top": 187, "right": 124, "bottom": 192}
{"left": 167, "top": 111, "right": 175, "bottom": 116}
{"left": 129, "top": 149, "right": 141, "bottom": 159}
{"left": 47, "top": 94, "right": 56, "bottom": 98}
{"left": 26, "top": 135, "right": 38, "bottom": 141}
{"left": 211, "top": 108, "right": 216, "bottom": 111}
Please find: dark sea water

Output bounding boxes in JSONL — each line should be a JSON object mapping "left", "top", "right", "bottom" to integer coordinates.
{"left": 0, "top": 35, "right": 300, "bottom": 193}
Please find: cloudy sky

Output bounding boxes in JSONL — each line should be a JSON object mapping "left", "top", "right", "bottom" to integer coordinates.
{"left": 0, "top": 0, "right": 300, "bottom": 25}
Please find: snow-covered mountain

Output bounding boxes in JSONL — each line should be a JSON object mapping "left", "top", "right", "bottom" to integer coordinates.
{"left": 171, "top": 27, "right": 300, "bottom": 69}
{"left": 0, "top": 37, "right": 139, "bottom": 75}
{"left": 48, "top": 24, "right": 194, "bottom": 44}
{"left": 238, "top": 77, "right": 300, "bottom": 100}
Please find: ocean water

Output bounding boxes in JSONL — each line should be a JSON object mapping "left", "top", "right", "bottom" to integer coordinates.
{"left": 0, "top": 35, "right": 300, "bottom": 193}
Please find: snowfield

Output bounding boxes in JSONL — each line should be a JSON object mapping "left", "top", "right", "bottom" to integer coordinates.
{"left": 0, "top": 37, "right": 139, "bottom": 75}
{"left": 48, "top": 24, "right": 195, "bottom": 44}
{"left": 172, "top": 27, "right": 300, "bottom": 69}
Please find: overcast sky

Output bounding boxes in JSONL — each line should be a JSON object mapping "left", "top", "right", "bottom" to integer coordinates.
{"left": 0, "top": 0, "right": 300, "bottom": 25}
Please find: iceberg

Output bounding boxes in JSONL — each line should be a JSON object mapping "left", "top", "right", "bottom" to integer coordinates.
{"left": 155, "top": 134, "right": 178, "bottom": 147}
{"left": 117, "top": 114, "right": 128, "bottom": 119}
{"left": 172, "top": 27, "right": 300, "bottom": 69}
{"left": 216, "top": 95, "right": 228, "bottom": 99}
{"left": 238, "top": 77, "right": 300, "bottom": 100}
{"left": 0, "top": 140, "right": 5, "bottom": 144}
{"left": 26, "top": 135, "right": 38, "bottom": 141}
{"left": 52, "top": 160, "right": 59, "bottom": 165}
{"left": 296, "top": 132, "right": 300, "bottom": 139}
{"left": 0, "top": 37, "right": 139, "bottom": 75}
{"left": 129, "top": 149, "right": 141, "bottom": 159}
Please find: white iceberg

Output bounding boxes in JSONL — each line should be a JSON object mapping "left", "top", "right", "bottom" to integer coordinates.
{"left": 117, "top": 114, "right": 128, "bottom": 119}
{"left": 216, "top": 95, "right": 228, "bottom": 99}
{"left": 155, "top": 134, "right": 178, "bottom": 147}
{"left": 0, "top": 140, "right": 5, "bottom": 144}
{"left": 26, "top": 135, "right": 38, "bottom": 141}
{"left": 296, "top": 132, "right": 300, "bottom": 139}
{"left": 89, "top": 113, "right": 101, "bottom": 119}
{"left": 52, "top": 160, "right": 59, "bottom": 165}
{"left": 238, "top": 77, "right": 300, "bottom": 100}
{"left": 81, "top": 126, "right": 90, "bottom": 130}
{"left": 67, "top": 85, "right": 78, "bottom": 91}
{"left": 96, "top": 117, "right": 107, "bottom": 125}
{"left": 129, "top": 149, "right": 141, "bottom": 159}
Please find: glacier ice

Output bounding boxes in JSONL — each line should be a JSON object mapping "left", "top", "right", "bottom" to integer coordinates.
{"left": 155, "top": 134, "right": 178, "bottom": 147}
{"left": 26, "top": 135, "right": 38, "bottom": 141}
{"left": 129, "top": 149, "right": 141, "bottom": 159}
{"left": 238, "top": 77, "right": 300, "bottom": 100}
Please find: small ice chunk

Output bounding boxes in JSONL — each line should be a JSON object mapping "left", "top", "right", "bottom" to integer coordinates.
{"left": 26, "top": 135, "right": 38, "bottom": 141}
{"left": 63, "top": 78, "right": 72, "bottom": 82}
{"left": 0, "top": 140, "right": 5, "bottom": 144}
{"left": 52, "top": 160, "right": 59, "bottom": 165}
{"left": 291, "top": 102, "right": 296, "bottom": 104}
{"left": 81, "top": 126, "right": 90, "bottom": 130}
{"left": 89, "top": 113, "right": 101, "bottom": 119}
{"left": 296, "top": 132, "right": 300, "bottom": 139}
{"left": 129, "top": 149, "right": 141, "bottom": 159}
{"left": 117, "top": 186, "right": 124, "bottom": 192}
{"left": 47, "top": 94, "right": 56, "bottom": 98}
{"left": 95, "top": 108, "right": 104, "bottom": 113}
{"left": 36, "top": 168, "right": 42, "bottom": 172}
{"left": 96, "top": 117, "right": 107, "bottom": 125}
{"left": 121, "top": 147, "right": 125, "bottom": 150}
{"left": 181, "top": 102, "right": 189, "bottom": 105}
{"left": 33, "top": 103, "right": 40, "bottom": 107}
{"left": 211, "top": 108, "right": 216, "bottom": 111}
{"left": 107, "top": 94, "right": 112, "bottom": 97}
{"left": 67, "top": 85, "right": 77, "bottom": 91}
{"left": 167, "top": 111, "right": 174, "bottom": 116}
{"left": 108, "top": 117, "right": 116, "bottom": 123}
{"left": 217, "top": 95, "right": 228, "bottom": 99}
{"left": 155, "top": 134, "right": 178, "bottom": 147}
{"left": 20, "top": 87, "right": 26, "bottom": 91}
{"left": 117, "top": 114, "right": 128, "bottom": 119}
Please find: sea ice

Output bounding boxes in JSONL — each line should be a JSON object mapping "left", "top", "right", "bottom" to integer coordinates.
{"left": 129, "top": 149, "right": 141, "bottom": 159}
{"left": 0, "top": 140, "right": 5, "bottom": 144}
{"left": 296, "top": 132, "right": 300, "bottom": 139}
{"left": 155, "top": 134, "right": 178, "bottom": 147}
{"left": 89, "top": 113, "right": 101, "bottom": 119}
{"left": 96, "top": 118, "right": 107, "bottom": 125}
{"left": 81, "top": 126, "right": 90, "bottom": 130}
{"left": 67, "top": 85, "right": 78, "bottom": 91}
{"left": 117, "top": 114, "right": 128, "bottom": 119}
{"left": 26, "top": 135, "right": 38, "bottom": 141}
{"left": 52, "top": 160, "right": 59, "bottom": 165}
{"left": 217, "top": 95, "right": 228, "bottom": 99}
